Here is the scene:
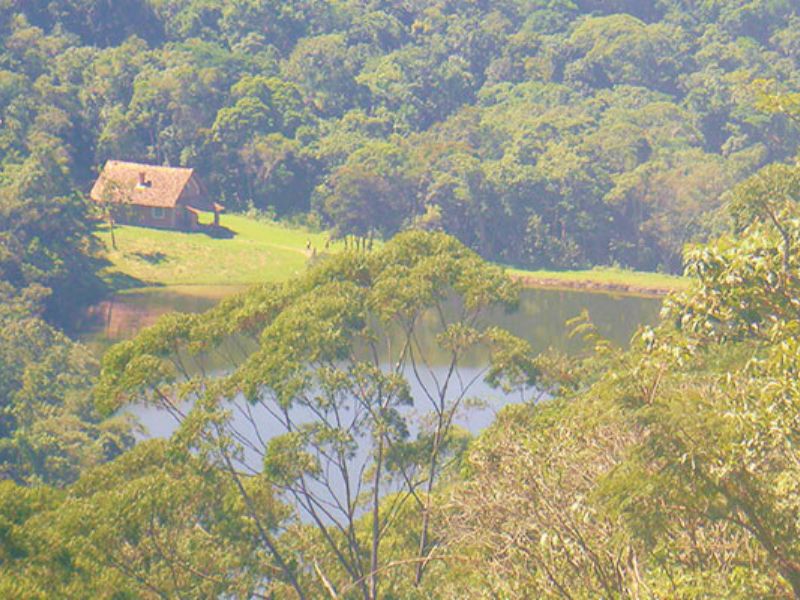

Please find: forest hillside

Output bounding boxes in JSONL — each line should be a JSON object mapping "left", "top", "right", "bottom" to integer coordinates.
{"left": 2, "top": 2, "right": 800, "bottom": 599}
{"left": 2, "top": 0, "right": 799, "bottom": 277}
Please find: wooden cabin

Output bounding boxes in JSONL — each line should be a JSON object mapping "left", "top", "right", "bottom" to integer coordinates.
{"left": 90, "top": 161, "right": 223, "bottom": 231}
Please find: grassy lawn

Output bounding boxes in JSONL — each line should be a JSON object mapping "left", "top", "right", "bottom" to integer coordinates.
{"left": 98, "top": 213, "right": 689, "bottom": 294}
{"left": 98, "top": 214, "right": 340, "bottom": 287}
{"left": 507, "top": 266, "right": 690, "bottom": 293}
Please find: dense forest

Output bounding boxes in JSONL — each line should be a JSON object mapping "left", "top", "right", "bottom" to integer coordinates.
{"left": 2, "top": 0, "right": 800, "bottom": 274}
{"left": 4, "top": 172, "right": 800, "bottom": 597}
{"left": 2, "top": 0, "right": 800, "bottom": 598}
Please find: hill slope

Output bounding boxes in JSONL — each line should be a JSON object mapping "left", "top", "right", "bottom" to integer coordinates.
{"left": 98, "top": 215, "right": 338, "bottom": 287}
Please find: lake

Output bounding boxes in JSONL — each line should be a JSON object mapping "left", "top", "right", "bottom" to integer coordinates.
{"left": 77, "top": 284, "right": 663, "bottom": 521}
{"left": 78, "top": 285, "right": 662, "bottom": 438}
{"left": 79, "top": 285, "right": 662, "bottom": 357}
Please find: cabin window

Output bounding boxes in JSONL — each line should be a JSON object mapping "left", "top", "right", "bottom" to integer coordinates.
{"left": 152, "top": 207, "right": 165, "bottom": 219}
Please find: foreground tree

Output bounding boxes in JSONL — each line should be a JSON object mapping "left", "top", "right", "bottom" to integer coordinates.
{"left": 0, "top": 284, "right": 134, "bottom": 488}
{"left": 437, "top": 161, "right": 800, "bottom": 598}
{"left": 95, "top": 231, "right": 538, "bottom": 598}
{"left": 0, "top": 439, "right": 288, "bottom": 598}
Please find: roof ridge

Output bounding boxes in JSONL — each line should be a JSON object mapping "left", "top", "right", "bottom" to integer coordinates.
{"left": 105, "top": 160, "right": 194, "bottom": 172}
{"left": 90, "top": 161, "right": 205, "bottom": 209}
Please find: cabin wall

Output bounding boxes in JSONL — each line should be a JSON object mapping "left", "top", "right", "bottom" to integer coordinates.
{"left": 177, "top": 175, "right": 211, "bottom": 211}
{"left": 111, "top": 205, "right": 199, "bottom": 231}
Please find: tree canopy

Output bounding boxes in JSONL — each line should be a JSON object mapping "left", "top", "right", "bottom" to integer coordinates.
{"left": 2, "top": 0, "right": 799, "bottom": 271}
{"left": 3, "top": 2, "right": 800, "bottom": 598}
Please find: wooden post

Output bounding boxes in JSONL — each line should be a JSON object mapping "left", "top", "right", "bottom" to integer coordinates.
{"left": 107, "top": 206, "right": 117, "bottom": 250}
{"left": 212, "top": 203, "right": 224, "bottom": 229}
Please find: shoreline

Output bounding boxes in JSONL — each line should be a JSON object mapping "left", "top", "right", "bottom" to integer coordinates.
{"left": 509, "top": 272, "right": 688, "bottom": 298}
{"left": 106, "top": 270, "right": 686, "bottom": 301}
{"left": 99, "top": 218, "right": 688, "bottom": 299}
{"left": 110, "top": 274, "right": 684, "bottom": 300}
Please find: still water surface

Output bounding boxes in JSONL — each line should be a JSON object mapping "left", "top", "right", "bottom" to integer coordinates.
{"left": 77, "top": 286, "right": 662, "bottom": 522}
{"left": 79, "top": 285, "right": 661, "bottom": 356}
{"left": 78, "top": 285, "right": 662, "bottom": 438}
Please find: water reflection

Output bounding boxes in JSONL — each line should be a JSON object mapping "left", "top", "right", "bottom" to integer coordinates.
{"left": 79, "top": 286, "right": 661, "bottom": 357}
{"left": 79, "top": 285, "right": 661, "bottom": 440}
{"left": 77, "top": 286, "right": 245, "bottom": 355}
{"left": 499, "top": 289, "right": 661, "bottom": 353}
{"left": 78, "top": 285, "right": 663, "bottom": 525}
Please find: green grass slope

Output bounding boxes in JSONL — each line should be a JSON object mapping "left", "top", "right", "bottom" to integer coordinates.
{"left": 98, "top": 214, "right": 687, "bottom": 295}
{"left": 98, "top": 214, "right": 339, "bottom": 287}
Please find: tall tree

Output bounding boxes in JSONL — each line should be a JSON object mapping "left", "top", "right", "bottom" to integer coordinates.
{"left": 95, "top": 231, "right": 537, "bottom": 598}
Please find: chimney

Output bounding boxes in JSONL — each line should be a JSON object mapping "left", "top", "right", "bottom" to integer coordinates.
{"left": 138, "top": 172, "right": 147, "bottom": 186}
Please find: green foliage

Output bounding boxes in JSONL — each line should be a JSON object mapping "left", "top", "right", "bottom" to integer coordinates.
{"left": 91, "top": 230, "right": 537, "bottom": 598}
{"left": 0, "top": 440, "right": 291, "bottom": 598}
{"left": 0, "top": 289, "right": 134, "bottom": 487}
{"left": 0, "top": 87, "right": 123, "bottom": 492}
{"left": 3, "top": 0, "right": 799, "bottom": 272}
{"left": 8, "top": 179, "right": 800, "bottom": 596}
{"left": 0, "top": 169, "right": 105, "bottom": 322}
{"left": 436, "top": 165, "right": 800, "bottom": 598}
{"left": 4, "top": 3, "right": 800, "bottom": 598}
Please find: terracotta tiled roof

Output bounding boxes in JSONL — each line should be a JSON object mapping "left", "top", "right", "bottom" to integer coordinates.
{"left": 90, "top": 161, "right": 197, "bottom": 208}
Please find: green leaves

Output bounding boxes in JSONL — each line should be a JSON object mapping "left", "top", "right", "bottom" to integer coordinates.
{"left": 212, "top": 96, "right": 276, "bottom": 147}
{"left": 264, "top": 432, "right": 322, "bottom": 483}
{"left": 436, "top": 159, "right": 800, "bottom": 597}
{"left": 90, "top": 230, "right": 540, "bottom": 598}
{"left": 728, "top": 162, "right": 800, "bottom": 232}
{"left": 0, "top": 306, "right": 134, "bottom": 486}
{"left": 481, "top": 327, "right": 539, "bottom": 393}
